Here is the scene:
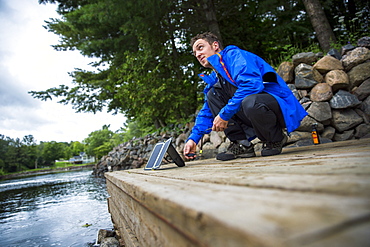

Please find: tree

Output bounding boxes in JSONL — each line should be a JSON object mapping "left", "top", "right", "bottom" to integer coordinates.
{"left": 83, "top": 125, "right": 114, "bottom": 159}
{"left": 32, "top": 0, "right": 202, "bottom": 130}
{"left": 0, "top": 134, "right": 39, "bottom": 172}
{"left": 22, "top": 135, "right": 38, "bottom": 169}
{"left": 70, "top": 141, "right": 85, "bottom": 156}
{"left": 302, "top": 0, "right": 336, "bottom": 51}
{"left": 41, "top": 141, "right": 68, "bottom": 166}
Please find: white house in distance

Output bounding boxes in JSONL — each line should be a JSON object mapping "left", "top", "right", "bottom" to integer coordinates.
{"left": 68, "top": 152, "right": 95, "bottom": 164}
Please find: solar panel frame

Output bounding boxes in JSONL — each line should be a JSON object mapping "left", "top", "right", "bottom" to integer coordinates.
{"left": 144, "top": 138, "right": 185, "bottom": 170}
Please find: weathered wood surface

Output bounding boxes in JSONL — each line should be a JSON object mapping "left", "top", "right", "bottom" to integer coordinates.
{"left": 105, "top": 138, "right": 370, "bottom": 247}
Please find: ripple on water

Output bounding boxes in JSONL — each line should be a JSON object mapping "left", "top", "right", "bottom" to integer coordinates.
{"left": 0, "top": 169, "right": 112, "bottom": 246}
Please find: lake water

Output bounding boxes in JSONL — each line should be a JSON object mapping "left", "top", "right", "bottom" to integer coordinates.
{"left": 0, "top": 169, "right": 113, "bottom": 247}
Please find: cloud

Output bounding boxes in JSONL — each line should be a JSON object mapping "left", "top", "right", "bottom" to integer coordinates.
{"left": 0, "top": 67, "right": 39, "bottom": 107}
{"left": 0, "top": 0, "right": 126, "bottom": 143}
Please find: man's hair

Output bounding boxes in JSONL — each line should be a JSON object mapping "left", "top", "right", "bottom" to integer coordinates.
{"left": 190, "top": 32, "right": 223, "bottom": 50}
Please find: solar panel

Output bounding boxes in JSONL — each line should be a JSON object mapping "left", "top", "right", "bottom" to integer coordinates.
{"left": 144, "top": 138, "right": 185, "bottom": 170}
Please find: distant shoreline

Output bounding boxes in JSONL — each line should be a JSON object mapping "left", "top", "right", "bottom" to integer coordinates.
{"left": 0, "top": 164, "right": 95, "bottom": 180}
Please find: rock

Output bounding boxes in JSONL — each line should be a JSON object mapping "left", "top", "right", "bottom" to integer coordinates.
{"left": 287, "top": 131, "right": 312, "bottom": 143}
{"left": 277, "top": 61, "right": 295, "bottom": 83}
{"left": 354, "top": 108, "right": 370, "bottom": 124}
{"left": 292, "top": 52, "right": 318, "bottom": 66}
{"left": 329, "top": 90, "right": 361, "bottom": 109}
{"left": 175, "top": 133, "right": 187, "bottom": 146}
{"left": 353, "top": 78, "right": 370, "bottom": 101}
{"left": 202, "top": 142, "right": 216, "bottom": 150}
{"left": 298, "top": 90, "right": 308, "bottom": 98}
{"left": 354, "top": 124, "right": 370, "bottom": 139}
{"left": 218, "top": 131, "right": 227, "bottom": 142}
{"left": 288, "top": 84, "right": 300, "bottom": 100}
{"left": 301, "top": 100, "right": 312, "bottom": 110}
{"left": 333, "top": 130, "right": 355, "bottom": 141}
{"left": 341, "top": 47, "right": 370, "bottom": 71}
{"left": 315, "top": 52, "right": 324, "bottom": 59}
{"left": 348, "top": 62, "right": 370, "bottom": 89}
{"left": 100, "top": 237, "right": 120, "bottom": 247}
{"left": 286, "top": 138, "right": 332, "bottom": 147}
{"left": 299, "top": 96, "right": 310, "bottom": 104}
{"left": 98, "top": 229, "right": 115, "bottom": 244}
{"left": 218, "top": 142, "right": 228, "bottom": 154}
{"left": 210, "top": 131, "right": 222, "bottom": 148}
{"left": 310, "top": 83, "right": 333, "bottom": 102}
{"left": 361, "top": 95, "right": 370, "bottom": 116}
{"left": 307, "top": 102, "right": 332, "bottom": 122}
{"left": 295, "top": 63, "right": 323, "bottom": 83}
{"left": 313, "top": 55, "right": 344, "bottom": 74}
{"left": 357, "top": 36, "right": 370, "bottom": 49}
{"left": 341, "top": 44, "right": 356, "bottom": 56}
{"left": 327, "top": 48, "right": 342, "bottom": 60}
{"left": 295, "top": 76, "right": 318, "bottom": 89}
{"left": 331, "top": 109, "right": 363, "bottom": 132}
{"left": 296, "top": 116, "right": 324, "bottom": 132}
{"left": 322, "top": 126, "right": 336, "bottom": 140}
{"left": 200, "top": 145, "right": 218, "bottom": 159}
{"left": 325, "top": 70, "right": 349, "bottom": 91}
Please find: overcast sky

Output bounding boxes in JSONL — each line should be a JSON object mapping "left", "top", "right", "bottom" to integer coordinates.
{"left": 0, "top": 0, "right": 126, "bottom": 143}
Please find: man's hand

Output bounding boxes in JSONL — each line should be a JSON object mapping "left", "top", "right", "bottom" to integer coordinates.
{"left": 212, "top": 115, "right": 228, "bottom": 132}
{"left": 183, "top": 139, "right": 197, "bottom": 159}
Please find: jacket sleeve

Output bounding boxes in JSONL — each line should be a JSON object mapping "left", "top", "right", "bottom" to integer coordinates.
{"left": 187, "top": 101, "right": 213, "bottom": 144}
{"left": 213, "top": 49, "right": 265, "bottom": 121}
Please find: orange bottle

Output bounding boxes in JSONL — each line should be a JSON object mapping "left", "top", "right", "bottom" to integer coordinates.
{"left": 311, "top": 123, "right": 320, "bottom": 145}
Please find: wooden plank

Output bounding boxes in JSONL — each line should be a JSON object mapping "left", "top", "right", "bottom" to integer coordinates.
{"left": 107, "top": 180, "right": 204, "bottom": 247}
{"left": 105, "top": 138, "right": 370, "bottom": 247}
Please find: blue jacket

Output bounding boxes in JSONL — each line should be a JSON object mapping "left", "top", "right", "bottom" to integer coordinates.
{"left": 188, "top": 45, "right": 308, "bottom": 144}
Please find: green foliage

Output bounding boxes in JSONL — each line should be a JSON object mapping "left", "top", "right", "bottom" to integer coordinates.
{"left": 266, "top": 41, "right": 322, "bottom": 68}
{"left": 83, "top": 125, "right": 114, "bottom": 159}
{"left": 107, "top": 132, "right": 125, "bottom": 147}
{"left": 118, "top": 120, "right": 155, "bottom": 142}
{"left": 332, "top": 8, "right": 370, "bottom": 48}
{"left": 70, "top": 141, "right": 85, "bottom": 156}
{"left": 0, "top": 134, "right": 89, "bottom": 174}
{"left": 41, "top": 141, "right": 68, "bottom": 166}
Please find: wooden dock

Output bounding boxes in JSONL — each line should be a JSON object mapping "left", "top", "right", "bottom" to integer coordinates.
{"left": 105, "top": 138, "right": 370, "bottom": 247}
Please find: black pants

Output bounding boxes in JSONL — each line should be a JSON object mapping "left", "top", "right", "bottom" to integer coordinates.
{"left": 207, "top": 81, "right": 285, "bottom": 143}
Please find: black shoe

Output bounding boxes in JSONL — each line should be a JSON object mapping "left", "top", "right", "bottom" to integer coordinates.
{"left": 261, "top": 135, "right": 288, "bottom": 157}
{"left": 216, "top": 141, "right": 256, "bottom": 161}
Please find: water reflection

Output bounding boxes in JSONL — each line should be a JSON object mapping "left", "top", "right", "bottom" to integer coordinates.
{"left": 0, "top": 169, "right": 112, "bottom": 247}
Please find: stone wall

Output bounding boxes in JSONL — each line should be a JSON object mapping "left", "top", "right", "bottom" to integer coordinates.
{"left": 92, "top": 37, "right": 370, "bottom": 177}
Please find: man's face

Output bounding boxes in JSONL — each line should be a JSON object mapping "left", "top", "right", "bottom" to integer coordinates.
{"left": 192, "top": 39, "right": 220, "bottom": 68}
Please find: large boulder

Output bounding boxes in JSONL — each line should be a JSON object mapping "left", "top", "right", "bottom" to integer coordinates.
{"left": 330, "top": 90, "right": 362, "bottom": 109}
{"left": 313, "top": 55, "right": 344, "bottom": 74}
{"left": 331, "top": 109, "right": 363, "bottom": 132}
{"left": 296, "top": 115, "right": 324, "bottom": 132}
{"left": 307, "top": 102, "right": 332, "bottom": 122}
{"left": 292, "top": 52, "right": 318, "bottom": 66}
{"left": 353, "top": 78, "right": 370, "bottom": 101}
{"left": 295, "top": 63, "right": 323, "bottom": 83}
{"left": 333, "top": 130, "right": 355, "bottom": 141}
{"left": 325, "top": 70, "right": 349, "bottom": 91}
{"left": 277, "top": 61, "right": 295, "bottom": 83}
{"left": 355, "top": 123, "right": 370, "bottom": 139}
{"left": 310, "top": 83, "right": 333, "bottom": 102}
{"left": 347, "top": 62, "right": 370, "bottom": 89}
{"left": 341, "top": 47, "right": 370, "bottom": 71}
